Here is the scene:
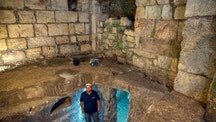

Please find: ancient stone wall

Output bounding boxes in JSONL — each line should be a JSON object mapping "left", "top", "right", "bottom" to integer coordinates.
{"left": 96, "top": 0, "right": 186, "bottom": 89}
{"left": 0, "top": 0, "right": 92, "bottom": 71}
{"left": 174, "top": 0, "right": 216, "bottom": 103}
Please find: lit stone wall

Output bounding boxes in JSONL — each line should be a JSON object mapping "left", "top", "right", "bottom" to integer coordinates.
{"left": 0, "top": 0, "right": 92, "bottom": 71}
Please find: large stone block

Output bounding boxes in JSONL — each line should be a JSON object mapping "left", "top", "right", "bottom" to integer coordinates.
{"left": 26, "top": 48, "right": 42, "bottom": 59}
{"left": 34, "top": 24, "right": 47, "bottom": 37}
{"left": 0, "top": 39, "right": 7, "bottom": 51}
{"left": 120, "top": 17, "right": 132, "bottom": 27}
{"left": 82, "top": 3, "right": 89, "bottom": 11}
{"left": 80, "top": 44, "right": 92, "bottom": 52}
{"left": 162, "top": 5, "right": 173, "bottom": 20}
{"left": 134, "top": 19, "right": 154, "bottom": 37}
{"left": 0, "top": 0, "right": 24, "bottom": 9}
{"left": 185, "top": 0, "right": 216, "bottom": 17}
{"left": 59, "top": 44, "right": 79, "bottom": 55}
{"left": 28, "top": 37, "right": 55, "bottom": 48}
{"left": 7, "top": 38, "right": 27, "bottom": 50}
{"left": 146, "top": 5, "right": 163, "bottom": 19}
{"left": 2, "top": 51, "right": 26, "bottom": 64}
{"left": 174, "top": 6, "right": 186, "bottom": 20}
{"left": 155, "top": 20, "right": 178, "bottom": 40}
{"left": 79, "top": 12, "right": 90, "bottom": 22}
{"left": 77, "top": 35, "right": 90, "bottom": 42}
{"left": 51, "top": 0, "right": 68, "bottom": 10}
{"left": 42, "top": 46, "right": 56, "bottom": 57}
{"left": 25, "top": 0, "right": 46, "bottom": 9}
{"left": 8, "top": 24, "right": 34, "bottom": 38}
{"left": 18, "top": 11, "right": 35, "bottom": 23}
{"left": 75, "top": 23, "right": 85, "bottom": 34}
{"left": 174, "top": 71, "right": 212, "bottom": 103}
{"left": 132, "top": 55, "right": 145, "bottom": 68}
{"left": 56, "top": 11, "right": 78, "bottom": 22}
{"left": 0, "top": 10, "right": 16, "bottom": 23}
{"left": 179, "top": 17, "right": 216, "bottom": 78}
{"left": 56, "top": 36, "right": 69, "bottom": 44}
{"left": 48, "top": 24, "right": 69, "bottom": 36}
{"left": 135, "top": 7, "right": 146, "bottom": 20}
{"left": 36, "top": 11, "right": 55, "bottom": 23}
{"left": 0, "top": 25, "right": 8, "bottom": 39}
{"left": 135, "top": 0, "right": 156, "bottom": 6}
{"left": 140, "top": 38, "right": 171, "bottom": 56}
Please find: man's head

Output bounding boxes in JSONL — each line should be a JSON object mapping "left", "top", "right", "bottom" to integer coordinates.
{"left": 85, "top": 83, "right": 92, "bottom": 92}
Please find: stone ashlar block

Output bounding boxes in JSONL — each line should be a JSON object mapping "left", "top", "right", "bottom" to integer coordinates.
{"left": 185, "top": 0, "right": 216, "bottom": 17}
{"left": 157, "top": 55, "right": 172, "bottom": 69}
{"left": 50, "top": 0, "right": 68, "bottom": 11}
{"left": 141, "top": 38, "right": 171, "bottom": 56}
{"left": 132, "top": 55, "right": 145, "bottom": 68}
{"left": 174, "top": 71, "right": 212, "bottom": 103}
{"left": 8, "top": 24, "right": 34, "bottom": 38}
{"left": 77, "top": 35, "right": 90, "bottom": 42}
{"left": 174, "top": 6, "right": 186, "bottom": 20}
{"left": 26, "top": 48, "right": 42, "bottom": 59}
{"left": 42, "top": 46, "right": 56, "bottom": 58}
{"left": 79, "top": 12, "right": 90, "bottom": 22}
{"left": 56, "top": 36, "right": 70, "bottom": 44}
{"left": 146, "top": 5, "right": 163, "bottom": 19}
{"left": 174, "top": 0, "right": 187, "bottom": 5}
{"left": 7, "top": 38, "right": 27, "bottom": 50}
{"left": 18, "top": 11, "right": 36, "bottom": 23}
{"left": 155, "top": 20, "right": 178, "bottom": 40}
{"left": 0, "top": 0, "right": 24, "bottom": 9}
{"left": 75, "top": 23, "right": 85, "bottom": 34}
{"left": 0, "top": 10, "right": 16, "bottom": 23}
{"left": 162, "top": 5, "right": 173, "bottom": 20}
{"left": 135, "top": 7, "right": 146, "bottom": 20}
{"left": 136, "top": 0, "right": 156, "bottom": 7}
{"left": 28, "top": 37, "right": 55, "bottom": 48}
{"left": 59, "top": 44, "right": 79, "bottom": 55}
{"left": 179, "top": 17, "right": 216, "bottom": 78}
{"left": 25, "top": 0, "right": 46, "bottom": 9}
{"left": 80, "top": 44, "right": 92, "bottom": 52}
{"left": 0, "top": 25, "right": 8, "bottom": 39}
{"left": 134, "top": 19, "right": 154, "bottom": 37}
{"left": 70, "top": 36, "right": 77, "bottom": 43}
{"left": 0, "top": 39, "right": 7, "bottom": 51}
{"left": 36, "top": 11, "right": 55, "bottom": 23}
{"left": 56, "top": 11, "right": 78, "bottom": 23}
{"left": 2, "top": 51, "right": 26, "bottom": 64}
{"left": 48, "top": 24, "right": 69, "bottom": 36}
{"left": 34, "top": 24, "right": 47, "bottom": 37}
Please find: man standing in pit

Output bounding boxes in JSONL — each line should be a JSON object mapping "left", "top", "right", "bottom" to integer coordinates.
{"left": 80, "top": 83, "right": 100, "bottom": 122}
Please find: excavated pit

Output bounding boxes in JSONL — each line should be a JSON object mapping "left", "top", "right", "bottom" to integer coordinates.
{"left": 0, "top": 58, "right": 205, "bottom": 122}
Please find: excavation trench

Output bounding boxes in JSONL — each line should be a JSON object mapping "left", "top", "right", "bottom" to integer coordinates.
{"left": 0, "top": 58, "right": 205, "bottom": 122}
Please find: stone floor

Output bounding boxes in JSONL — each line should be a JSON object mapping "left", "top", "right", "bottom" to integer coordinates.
{"left": 0, "top": 57, "right": 206, "bottom": 122}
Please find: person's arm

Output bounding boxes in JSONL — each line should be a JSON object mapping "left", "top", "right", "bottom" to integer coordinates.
{"left": 80, "top": 102, "right": 84, "bottom": 112}
{"left": 97, "top": 100, "right": 100, "bottom": 112}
